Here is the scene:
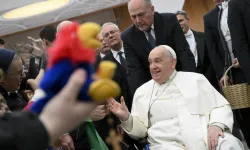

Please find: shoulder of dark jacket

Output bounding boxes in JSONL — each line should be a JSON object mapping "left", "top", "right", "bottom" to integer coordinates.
{"left": 204, "top": 6, "right": 219, "bottom": 19}
{"left": 192, "top": 30, "right": 204, "bottom": 37}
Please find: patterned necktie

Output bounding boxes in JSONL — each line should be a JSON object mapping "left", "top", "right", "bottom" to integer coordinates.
{"left": 146, "top": 28, "right": 156, "bottom": 49}
{"left": 118, "top": 51, "right": 127, "bottom": 68}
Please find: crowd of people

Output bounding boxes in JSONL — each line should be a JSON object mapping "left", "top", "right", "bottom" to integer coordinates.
{"left": 0, "top": 0, "right": 250, "bottom": 150}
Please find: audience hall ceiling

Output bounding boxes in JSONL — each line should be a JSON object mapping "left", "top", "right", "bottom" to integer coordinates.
{"left": 0, "top": 0, "right": 128, "bottom": 36}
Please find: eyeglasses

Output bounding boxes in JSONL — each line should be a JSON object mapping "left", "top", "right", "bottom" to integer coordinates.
{"left": 7, "top": 65, "right": 25, "bottom": 77}
{"left": 103, "top": 30, "right": 119, "bottom": 39}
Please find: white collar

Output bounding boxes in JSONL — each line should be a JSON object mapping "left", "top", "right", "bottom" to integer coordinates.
{"left": 144, "top": 24, "right": 155, "bottom": 32}
{"left": 111, "top": 47, "right": 124, "bottom": 57}
{"left": 151, "top": 24, "right": 154, "bottom": 30}
{"left": 156, "top": 70, "right": 177, "bottom": 85}
{"left": 185, "top": 29, "right": 193, "bottom": 37}
{"left": 100, "top": 53, "right": 106, "bottom": 58}
{"left": 221, "top": 0, "right": 230, "bottom": 9}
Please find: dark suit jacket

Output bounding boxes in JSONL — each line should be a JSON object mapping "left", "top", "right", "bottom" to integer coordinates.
{"left": 94, "top": 54, "right": 102, "bottom": 71}
{"left": 0, "top": 86, "right": 27, "bottom": 111}
{"left": 0, "top": 112, "right": 48, "bottom": 150}
{"left": 192, "top": 30, "right": 208, "bottom": 74}
{"left": 204, "top": 7, "right": 226, "bottom": 80}
{"left": 192, "top": 30, "right": 219, "bottom": 90}
{"left": 122, "top": 12, "right": 196, "bottom": 95}
{"left": 228, "top": 0, "right": 250, "bottom": 84}
{"left": 102, "top": 52, "right": 133, "bottom": 110}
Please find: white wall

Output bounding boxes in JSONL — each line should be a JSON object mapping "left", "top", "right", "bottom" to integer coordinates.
{"left": 152, "top": 0, "right": 185, "bottom": 13}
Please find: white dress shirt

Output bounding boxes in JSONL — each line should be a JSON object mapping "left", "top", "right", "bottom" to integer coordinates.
{"left": 100, "top": 53, "right": 105, "bottom": 58}
{"left": 111, "top": 47, "right": 126, "bottom": 64}
{"left": 220, "top": 0, "right": 235, "bottom": 62}
{"left": 185, "top": 29, "right": 198, "bottom": 66}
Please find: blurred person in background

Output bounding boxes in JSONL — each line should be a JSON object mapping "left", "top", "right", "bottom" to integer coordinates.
{"left": 0, "top": 49, "right": 27, "bottom": 111}
{"left": 175, "top": 10, "right": 219, "bottom": 91}
{"left": 0, "top": 39, "right": 5, "bottom": 48}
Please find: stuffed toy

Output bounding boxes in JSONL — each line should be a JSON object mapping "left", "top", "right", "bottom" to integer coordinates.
{"left": 23, "top": 22, "right": 121, "bottom": 150}
{"left": 24, "top": 22, "right": 120, "bottom": 114}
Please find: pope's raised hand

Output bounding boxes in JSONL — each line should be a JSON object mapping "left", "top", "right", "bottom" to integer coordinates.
{"left": 107, "top": 97, "right": 130, "bottom": 121}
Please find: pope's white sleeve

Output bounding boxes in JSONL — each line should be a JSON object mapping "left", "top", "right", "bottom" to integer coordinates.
{"left": 121, "top": 114, "right": 148, "bottom": 140}
{"left": 209, "top": 104, "right": 233, "bottom": 133}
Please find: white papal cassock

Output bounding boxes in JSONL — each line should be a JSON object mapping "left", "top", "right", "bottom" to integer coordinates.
{"left": 122, "top": 71, "right": 244, "bottom": 150}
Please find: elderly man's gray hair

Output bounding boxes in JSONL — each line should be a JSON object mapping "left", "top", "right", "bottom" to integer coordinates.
{"left": 101, "top": 22, "right": 119, "bottom": 30}
{"left": 160, "top": 45, "right": 177, "bottom": 59}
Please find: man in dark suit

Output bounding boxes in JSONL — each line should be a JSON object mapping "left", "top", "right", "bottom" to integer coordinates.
{"left": 204, "top": 1, "right": 225, "bottom": 84}
{"left": 228, "top": 0, "right": 250, "bottom": 147}
{"left": 94, "top": 33, "right": 111, "bottom": 70}
{"left": 175, "top": 10, "right": 219, "bottom": 90}
{"left": 228, "top": 0, "right": 250, "bottom": 84}
{"left": 101, "top": 22, "right": 136, "bottom": 149}
{"left": 102, "top": 22, "right": 132, "bottom": 110}
{"left": 122, "top": 0, "right": 196, "bottom": 95}
{"left": 204, "top": 0, "right": 250, "bottom": 147}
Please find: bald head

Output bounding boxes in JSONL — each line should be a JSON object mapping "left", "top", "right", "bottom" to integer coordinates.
{"left": 128, "top": 0, "right": 152, "bottom": 7}
{"left": 149, "top": 45, "right": 177, "bottom": 84}
{"left": 57, "top": 20, "right": 73, "bottom": 33}
{"left": 128, "top": 0, "right": 154, "bottom": 31}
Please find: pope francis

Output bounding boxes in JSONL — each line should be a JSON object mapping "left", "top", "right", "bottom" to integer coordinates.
{"left": 107, "top": 45, "right": 244, "bottom": 150}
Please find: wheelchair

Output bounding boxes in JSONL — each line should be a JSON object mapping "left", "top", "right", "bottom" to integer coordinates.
{"left": 120, "top": 136, "right": 150, "bottom": 150}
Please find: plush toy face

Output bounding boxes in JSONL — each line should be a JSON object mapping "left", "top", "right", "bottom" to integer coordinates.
{"left": 77, "top": 23, "right": 101, "bottom": 50}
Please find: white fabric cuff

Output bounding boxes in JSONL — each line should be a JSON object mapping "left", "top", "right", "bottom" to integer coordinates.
{"left": 210, "top": 123, "right": 225, "bottom": 131}
{"left": 121, "top": 114, "right": 133, "bottom": 132}
{"left": 31, "top": 89, "right": 46, "bottom": 102}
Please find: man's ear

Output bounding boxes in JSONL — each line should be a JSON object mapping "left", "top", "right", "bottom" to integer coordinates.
{"left": 44, "top": 40, "right": 50, "bottom": 47}
{"left": 171, "top": 59, "right": 177, "bottom": 69}
{"left": 151, "top": 5, "right": 155, "bottom": 12}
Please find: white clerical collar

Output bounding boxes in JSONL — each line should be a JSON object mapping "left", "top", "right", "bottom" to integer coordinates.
{"left": 158, "top": 70, "right": 177, "bottom": 85}
{"left": 100, "top": 53, "right": 106, "bottom": 58}
{"left": 185, "top": 29, "right": 193, "bottom": 37}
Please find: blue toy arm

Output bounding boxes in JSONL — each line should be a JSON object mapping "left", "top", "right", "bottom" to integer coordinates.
{"left": 29, "top": 60, "right": 94, "bottom": 114}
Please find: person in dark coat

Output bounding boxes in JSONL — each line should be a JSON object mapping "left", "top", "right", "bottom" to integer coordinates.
{"left": 175, "top": 10, "right": 219, "bottom": 90}
{"left": 122, "top": 0, "right": 196, "bottom": 96}
{"left": 94, "top": 32, "right": 111, "bottom": 70}
{"left": 0, "top": 69, "right": 96, "bottom": 150}
{"left": 0, "top": 49, "right": 27, "bottom": 111}
{"left": 204, "top": 0, "right": 250, "bottom": 147}
{"left": 228, "top": 0, "right": 250, "bottom": 147}
{"left": 228, "top": 0, "right": 250, "bottom": 84}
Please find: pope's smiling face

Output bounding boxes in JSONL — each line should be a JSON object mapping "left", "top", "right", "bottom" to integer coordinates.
{"left": 148, "top": 46, "right": 176, "bottom": 84}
